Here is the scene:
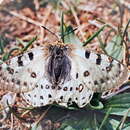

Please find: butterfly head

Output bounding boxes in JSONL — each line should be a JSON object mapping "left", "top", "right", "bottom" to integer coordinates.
{"left": 48, "top": 43, "right": 69, "bottom": 56}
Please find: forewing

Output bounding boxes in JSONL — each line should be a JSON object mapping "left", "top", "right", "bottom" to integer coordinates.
{"left": 71, "top": 45, "right": 128, "bottom": 92}
{"left": 0, "top": 47, "right": 46, "bottom": 92}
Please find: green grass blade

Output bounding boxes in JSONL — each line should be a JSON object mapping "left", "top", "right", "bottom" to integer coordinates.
{"left": 2, "top": 47, "right": 20, "bottom": 61}
{"left": 83, "top": 24, "right": 107, "bottom": 46}
{"left": 99, "top": 107, "right": 112, "bottom": 130}
{"left": 61, "top": 12, "right": 65, "bottom": 43}
{"left": 21, "top": 36, "right": 37, "bottom": 52}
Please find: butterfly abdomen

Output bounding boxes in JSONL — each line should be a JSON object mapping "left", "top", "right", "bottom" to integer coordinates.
{"left": 47, "top": 45, "right": 71, "bottom": 84}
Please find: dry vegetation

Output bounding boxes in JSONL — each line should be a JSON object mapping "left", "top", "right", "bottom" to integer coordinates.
{"left": 0, "top": 0, "right": 130, "bottom": 129}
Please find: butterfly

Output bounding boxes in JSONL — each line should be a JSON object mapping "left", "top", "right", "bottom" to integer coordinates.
{"left": 0, "top": 42, "right": 128, "bottom": 108}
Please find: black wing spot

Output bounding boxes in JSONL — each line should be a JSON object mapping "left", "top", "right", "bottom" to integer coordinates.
{"left": 27, "top": 99, "right": 29, "bottom": 102}
{"left": 58, "top": 86, "right": 62, "bottom": 90}
{"left": 24, "top": 82, "right": 27, "bottom": 86}
{"left": 79, "top": 84, "right": 84, "bottom": 92}
{"left": 11, "top": 78, "right": 15, "bottom": 82}
{"left": 16, "top": 80, "right": 20, "bottom": 85}
{"left": 41, "top": 85, "right": 43, "bottom": 89}
{"left": 28, "top": 94, "right": 31, "bottom": 97}
{"left": 60, "top": 96, "right": 63, "bottom": 100}
{"left": 76, "top": 73, "right": 78, "bottom": 79}
{"left": 28, "top": 52, "right": 34, "bottom": 60}
{"left": 68, "top": 98, "right": 72, "bottom": 102}
{"left": 2, "top": 77, "right": 6, "bottom": 80}
{"left": 76, "top": 87, "right": 79, "bottom": 91}
{"left": 40, "top": 96, "right": 44, "bottom": 99}
{"left": 106, "top": 77, "right": 109, "bottom": 80}
{"left": 85, "top": 50, "right": 90, "bottom": 59}
{"left": 102, "top": 68, "right": 105, "bottom": 71}
{"left": 117, "top": 63, "right": 121, "bottom": 68}
{"left": 94, "top": 80, "right": 98, "bottom": 85}
{"left": 100, "top": 78, "right": 105, "bottom": 83}
{"left": 82, "top": 102, "right": 86, "bottom": 106}
{"left": 82, "top": 97, "right": 85, "bottom": 100}
{"left": 7, "top": 67, "right": 14, "bottom": 75}
{"left": 48, "top": 94, "right": 52, "bottom": 98}
{"left": 6, "top": 79, "right": 9, "bottom": 83}
{"left": 106, "top": 66, "right": 111, "bottom": 72}
{"left": 70, "top": 87, "right": 73, "bottom": 91}
{"left": 51, "top": 85, "right": 56, "bottom": 89}
{"left": 118, "top": 70, "right": 121, "bottom": 75}
{"left": 17, "top": 56, "right": 23, "bottom": 66}
{"left": 63, "top": 87, "right": 68, "bottom": 91}
{"left": 31, "top": 72, "right": 37, "bottom": 78}
{"left": 88, "top": 81, "right": 91, "bottom": 84}
{"left": 84, "top": 70, "right": 90, "bottom": 77}
{"left": 96, "top": 54, "right": 102, "bottom": 65}
{"left": 41, "top": 103, "right": 44, "bottom": 106}
{"left": 35, "top": 85, "right": 38, "bottom": 88}
{"left": 46, "top": 85, "right": 50, "bottom": 89}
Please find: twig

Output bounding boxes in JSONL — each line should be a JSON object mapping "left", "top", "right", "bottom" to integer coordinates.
{"left": 97, "top": 36, "right": 108, "bottom": 54}
{"left": 7, "top": 10, "right": 45, "bottom": 27}
{"left": 96, "top": 18, "right": 117, "bottom": 32}
{"left": 35, "top": 106, "right": 52, "bottom": 127}
{"left": 61, "top": 1, "right": 69, "bottom": 10}
{"left": 104, "top": 29, "right": 115, "bottom": 44}
{"left": 3, "top": 9, "right": 59, "bottom": 40}
{"left": 39, "top": 6, "right": 52, "bottom": 41}
{"left": 71, "top": 7, "right": 86, "bottom": 41}
{"left": 115, "top": 0, "right": 125, "bottom": 27}
{"left": 10, "top": 113, "right": 14, "bottom": 130}
{"left": 122, "top": 19, "right": 130, "bottom": 65}
{"left": 116, "top": 108, "right": 130, "bottom": 130}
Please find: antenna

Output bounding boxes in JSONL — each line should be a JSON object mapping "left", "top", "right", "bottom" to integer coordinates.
{"left": 41, "top": 26, "right": 60, "bottom": 40}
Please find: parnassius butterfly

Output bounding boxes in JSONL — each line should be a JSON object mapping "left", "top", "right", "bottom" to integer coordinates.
{"left": 0, "top": 42, "right": 128, "bottom": 108}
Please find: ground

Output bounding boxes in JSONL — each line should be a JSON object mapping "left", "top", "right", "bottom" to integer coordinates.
{"left": 0, "top": 0, "right": 130, "bottom": 130}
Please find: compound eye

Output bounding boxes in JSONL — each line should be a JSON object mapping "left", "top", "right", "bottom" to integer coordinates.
{"left": 49, "top": 45, "right": 54, "bottom": 51}
{"left": 63, "top": 46, "right": 68, "bottom": 51}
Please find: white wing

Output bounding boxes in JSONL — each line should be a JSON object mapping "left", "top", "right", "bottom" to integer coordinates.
{"left": 22, "top": 78, "right": 56, "bottom": 107}
{"left": 0, "top": 47, "right": 46, "bottom": 92}
{"left": 54, "top": 53, "right": 94, "bottom": 108}
{"left": 71, "top": 44, "right": 128, "bottom": 92}
{"left": 0, "top": 43, "right": 128, "bottom": 108}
